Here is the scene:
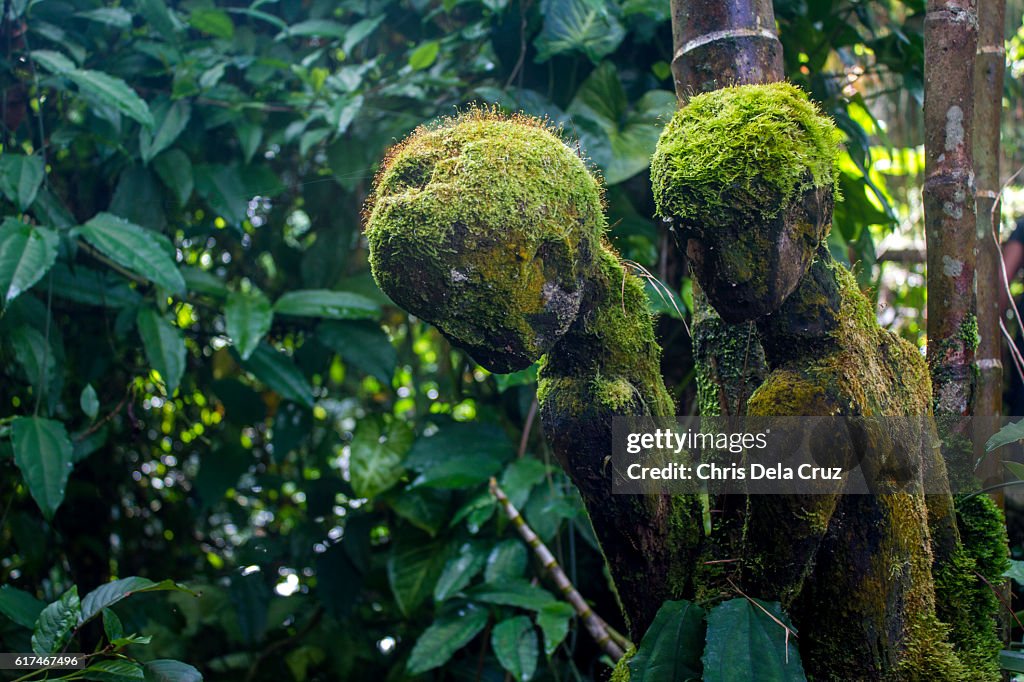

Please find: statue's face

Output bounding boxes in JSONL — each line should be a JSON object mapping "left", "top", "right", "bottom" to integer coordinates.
{"left": 680, "top": 184, "right": 833, "bottom": 323}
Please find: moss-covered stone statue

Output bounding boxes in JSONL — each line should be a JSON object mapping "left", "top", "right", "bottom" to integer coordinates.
{"left": 651, "top": 82, "right": 1007, "bottom": 680}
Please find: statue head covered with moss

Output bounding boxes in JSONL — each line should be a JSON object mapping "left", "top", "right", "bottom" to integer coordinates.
{"left": 651, "top": 82, "right": 843, "bottom": 322}
{"left": 364, "top": 110, "right": 604, "bottom": 372}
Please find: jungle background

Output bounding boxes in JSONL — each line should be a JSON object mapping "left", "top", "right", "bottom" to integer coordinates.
{"left": 3, "top": 0, "right": 1024, "bottom": 680}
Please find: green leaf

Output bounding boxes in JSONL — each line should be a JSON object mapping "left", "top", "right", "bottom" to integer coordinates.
{"left": 80, "top": 384, "right": 99, "bottom": 419}
{"left": 31, "top": 49, "right": 76, "bottom": 74}
{"left": 193, "top": 164, "right": 248, "bottom": 224}
{"left": 226, "top": 288, "right": 272, "bottom": 361}
{"left": 987, "top": 419, "right": 1024, "bottom": 452}
{"left": 1005, "top": 559, "right": 1024, "bottom": 585}
{"left": 406, "top": 421, "right": 515, "bottom": 471}
{"left": 181, "top": 267, "right": 227, "bottom": 298}
{"left": 136, "top": 307, "right": 186, "bottom": 394}
{"left": 0, "top": 219, "right": 58, "bottom": 304}
{"left": 140, "top": 100, "right": 191, "bottom": 164}
{"left": 317, "top": 320, "right": 396, "bottom": 384}
{"left": 189, "top": 8, "right": 234, "bottom": 39}
{"left": 77, "top": 7, "right": 133, "bottom": 29}
{"left": 273, "top": 289, "right": 379, "bottom": 319}
{"left": 409, "top": 41, "right": 440, "bottom": 70}
{"left": 136, "top": 0, "right": 180, "bottom": 36}
{"left": 32, "top": 587, "right": 80, "bottom": 654}
{"left": 0, "top": 585, "right": 45, "bottom": 629}
{"left": 492, "top": 616, "right": 538, "bottom": 681}
{"left": 485, "top": 540, "right": 528, "bottom": 584}
{"left": 10, "top": 325, "right": 56, "bottom": 398}
{"left": 350, "top": 416, "right": 412, "bottom": 498}
{"left": 569, "top": 64, "right": 676, "bottom": 184}
{"left": 153, "top": 149, "right": 194, "bottom": 208}
{"left": 1005, "top": 460, "right": 1024, "bottom": 481}
{"left": 411, "top": 455, "right": 503, "bottom": 489}
{"left": 629, "top": 600, "right": 705, "bottom": 682}
{"left": 143, "top": 660, "right": 203, "bottom": 682}
{"left": 471, "top": 580, "right": 557, "bottom": 611}
{"left": 80, "top": 577, "right": 193, "bottom": 624}
{"left": 280, "top": 19, "right": 348, "bottom": 40}
{"left": 67, "top": 70, "right": 154, "bottom": 127}
{"left": 0, "top": 153, "right": 45, "bottom": 210}
{"left": 343, "top": 16, "right": 385, "bottom": 53}
{"left": 82, "top": 658, "right": 145, "bottom": 682}
{"left": 11, "top": 416, "right": 73, "bottom": 520}
{"left": 50, "top": 264, "right": 141, "bottom": 308}
{"left": 102, "top": 608, "right": 124, "bottom": 642}
{"left": 390, "top": 488, "right": 450, "bottom": 537}
{"left": 434, "top": 541, "right": 489, "bottom": 601}
{"left": 536, "top": 602, "right": 574, "bottom": 656}
{"left": 79, "top": 213, "right": 185, "bottom": 294}
{"left": 703, "top": 598, "right": 805, "bottom": 682}
{"left": 234, "top": 121, "right": 263, "bottom": 164}
{"left": 500, "top": 458, "right": 549, "bottom": 508}
{"left": 387, "top": 538, "right": 448, "bottom": 617}
{"left": 534, "top": 0, "right": 624, "bottom": 63}
{"left": 407, "top": 605, "right": 489, "bottom": 674}
{"left": 241, "top": 343, "right": 314, "bottom": 408}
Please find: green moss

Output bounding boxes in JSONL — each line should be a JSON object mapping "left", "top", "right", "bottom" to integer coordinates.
{"left": 594, "top": 375, "right": 637, "bottom": 410}
{"left": 651, "top": 82, "right": 842, "bottom": 228}
{"left": 364, "top": 109, "right": 605, "bottom": 371}
{"left": 959, "top": 314, "right": 980, "bottom": 351}
{"left": 609, "top": 648, "right": 635, "bottom": 682}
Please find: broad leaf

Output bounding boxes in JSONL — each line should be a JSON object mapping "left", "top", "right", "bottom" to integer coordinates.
{"left": 409, "top": 41, "right": 440, "bottom": 70}
{"left": 387, "top": 538, "right": 448, "bottom": 617}
{"left": 390, "top": 488, "right": 450, "bottom": 537}
{"left": 143, "top": 660, "right": 203, "bottom": 682}
{"left": 0, "top": 218, "right": 58, "bottom": 304}
{"left": 0, "top": 154, "right": 45, "bottom": 210}
{"left": 102, "top": 608, "right": 124, "bottom": 642}
{"left": 407, "top": 605, "right": 488, "bottom": 674}
{"left": 485, "top": 540, "right": 528, "bottom": 584}
{"left": 986, "top": 419, "right": 1024, "bottom": 452}
{"left": 193, "top": 164, "right": 248, "bottom": 224}
{"left": 536, "top": 602, "right": 574, "bottom": 656}
{"left": 12, "top": 416, "right": 73, "bottom": 520}
{"left": 140, "top": 100, "right": 191, "bottom": 164}
{"left": 31, "top": 587, "right": 80, "bottom": 654}
{"left": 226, "top": 288, "right": 273, "bottom": 360}
{"left": 80, "top": 577, "right": 193, "bottom": 624}
{"left": 273, "top": 289, "right": 379, "bottom": 319}
{"left": 492, "top": 616, "right": 538, "bottom": 681}
{"left": 137, "top": 307, "right": 186, "bottom": 395}
{"left": 471, "top": 580, "right": 557, "bottom": 611}
{"left": 279, "top": 19, "right": 348, "bottom": 40}
{"left": 153, "top": 149, "right": 194, "bottom": 208}
{"left": 31, "top": 49, "right": 76, "bottom": 74}
{"left": 77, "top": 7, "right": 133, "bottom": 29}
{"left": 434, "top": 541, "right": 489, "bottom": 602}
{"left": 241, "top": 343, "right": 314, "bottom": 408}
{"left": 411, "top": 454, "right": 503, "bottom": 489}
{"left": 318, "top": 320, "right": 396, "bottom": 384}
{"left": 0, "top": 585, "right": 45, "bottom": 629}
{"left": 703, "top": 598, "right": 806, "bottom": 682}
{"left": 534, "top": 0, "right": 624, "bottom": 63}
{"left": 80, "top": 384, "right": 99, "bottom": 420}
{"left": 81, "top": 658, "right": 145, "bottom": 682}
{"left": 349, "top": 416, "right": 412, "bottom": 498}
{"left": 9, "top": 325, "right": 56, "bottom": 397}
{"left": 189, "top": 8, "right": 234, "bottom": 38}
{"left": 68, "top": 70, "right": 154, "bottom": 127}
{"left": 629, "top": 600, "right": 705, "bottom": 682}
{"left": 50, "top": 264, "right": 141, "bottom": 308}
{"left": 79, "top": 213, "right": 185, "bottom": 294}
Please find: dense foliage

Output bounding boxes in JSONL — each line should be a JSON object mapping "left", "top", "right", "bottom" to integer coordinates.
{"left": 0, "top": 0, "right": 1015, "bottom": 680}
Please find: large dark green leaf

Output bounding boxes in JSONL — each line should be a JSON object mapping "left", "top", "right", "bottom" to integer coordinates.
{"left": 9, "top": 324, "right": 57, "bottom": 396}
{"left": 153, "top": 149, "right": 194, "bottom": 208}
{"left": 0, "top": 154, "right": 45, "bottom": 210}
{"left": 569, "top": 63, "right": 676, "bottom": 184}
{"left": 11, "top": 416, "right": 73, "bottom": 520}
{"left": 349, "top": 416, "right": 412, "bottom": 498}
{"left": 629, "top": 600, "right": 705, "bottom": 682}
{"left": 193, "top": 164, "right": 248, "bottom": 224}
{"left": 82, "top": 658, "right": 145, "bottom": 682}
{"left": 536, "top": 602, "right": 574, "bottom": 656}
{"left": 140, "top": 100, "right": 191, "bottom": 164}
{"left": 703, "top": 598, "right": 806, "bottom": 682}
{"left": 390, "top": 488, "right": 450, "bottom": 536}
{"left": 241, "top": 343, "right": 314, "bottom": 408}
{"left": 273, "top": 289, "right": 379, "bottom": 319}
{"left": 31, "top": 587, "right": 80, "bottom": 654}
{"left": 137, "top": 306, "right": 186, "bottom": 395}
{"left": 434, "top": 541, "right": 489, "bottom": 601}
{"left": 986, "top": 419, "right": 1024, "bottom": 453}
{"left": 143, "top": 660, "right": 203, "bottom": 682}
{"left": 471, "top": 580, "right": 557, "bottom": 611}
{"left": 0, "top": 218, "right": 58, "bottom": 304}
{"left": 317, "top": 320, "right": 396, "bottom": 384}
{"left": 0, "top": 585, "right": 45, "bottom": 629}
{"left": 492, "top": 616, "right": 538, "bottom": 681}
{"left": 67, "top": 70, "right": 154, "bottom": 127}
{"left": 407, "top": 605, "right": 489, "bottom": 674}
{"left": 79, "top": 213, "right": 185, "bottom": 294}
{"left": 189, "top": 8, "right": 234, "bottom": 38}
{"left": 225, "top": 288, "right": 272, "bottom": 361}
{"left": 485, "top": 540, "right": 528, "bottom": 584}
{"left": 405, "top": 421, "right": 515, "bottom": 472}
{"left": 387, "top": 538, "right": 448, "bottom": 617}
{"left": 534, "top": 0, "right": 625, "bottom": 63}
{"left": 79, "top": 577, "right": 193, "bottom": 624}
{"left": 49, "top": 264, "right": 141, "bottom": 308}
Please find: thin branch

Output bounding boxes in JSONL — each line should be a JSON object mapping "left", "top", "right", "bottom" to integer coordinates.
{"left": 726, "top": 577, "right": 797, "bottom": 664}
{"left": 489, "top": 477, "right": 629, "bottom": 660}
{"left": 75, "top": 386, "right": 134, "bottom": 441}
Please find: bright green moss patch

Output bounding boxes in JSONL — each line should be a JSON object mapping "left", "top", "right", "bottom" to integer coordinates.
{"left": 651, "top": 82, "right": 842, "bottom": 228}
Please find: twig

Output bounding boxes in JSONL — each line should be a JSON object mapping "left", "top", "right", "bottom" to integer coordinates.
{"left": 517, "top": 398, "right": 538, "bottom": 459}
{"left": 726, "top": 578, "right": 797, "bottom": 664}
{"left": 75, "top": 387, "right": 134, "bottom": 441}
{"left": 489, "top": 477, "right": 629, "bottom": 660}
{"left": 973, "top": 569, "right": 1024, "bottom": 631}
